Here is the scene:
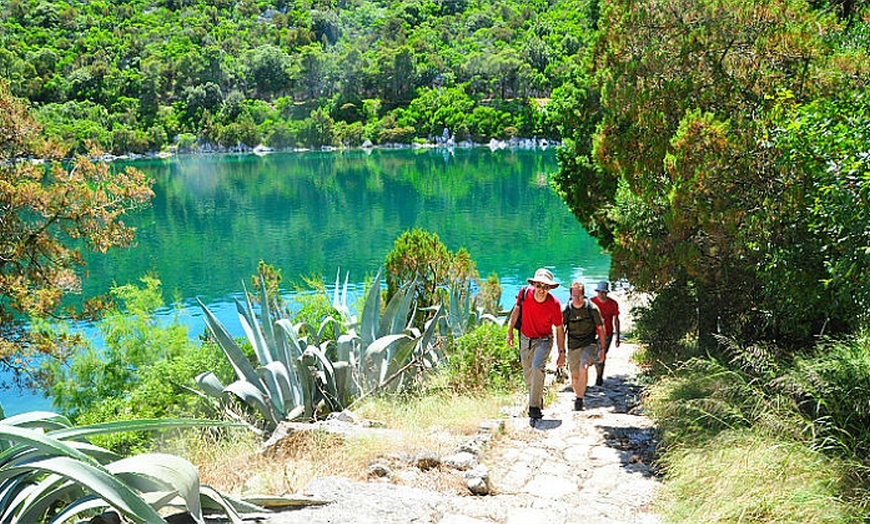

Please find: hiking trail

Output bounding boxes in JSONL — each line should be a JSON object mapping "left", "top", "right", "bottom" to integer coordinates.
{"left": 256, "top": 327, "right": 662, "bottom": 524}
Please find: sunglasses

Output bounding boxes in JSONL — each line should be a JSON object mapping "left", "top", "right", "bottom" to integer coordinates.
{"left": 533, "top": 282, "right": 551, "bottom": 290}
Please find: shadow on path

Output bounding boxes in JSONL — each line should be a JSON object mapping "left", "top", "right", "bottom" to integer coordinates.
{"left": 532, "top": 418, "right": 563, "bottom": 430}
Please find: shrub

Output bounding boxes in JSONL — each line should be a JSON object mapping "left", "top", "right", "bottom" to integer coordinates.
{"left": 384, "top": 228, "right": 479, "bottom": 329}
{"left": 45, "top": 276, "right": 199, "bottom": 421}
{"left": 73, "top": 340, "right": 236, "bottom": 454}
{"left": 445, "top": 323, "right": 521, "bottom": 393}
{"left": 633, "top": 281, "right": 703, "bottom": 371}
{"left": 41, "top": 276, "right": 236, "bottom": 452}
{"left": 477, "top": 272, "right": 503, "bottom": 316}
{"left": 291, "top": 274, "right": 344, "bottom": 341}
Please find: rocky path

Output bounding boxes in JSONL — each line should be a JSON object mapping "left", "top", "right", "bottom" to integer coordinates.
{"left": 479, "top": 342, "right": 661, "bottom": 524}
{"left": 255, "top": 341, "right": 662, "bottom": 524}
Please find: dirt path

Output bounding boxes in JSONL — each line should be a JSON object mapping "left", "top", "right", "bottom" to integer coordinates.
{"left": 256, "top": 340, "right": 662, "bottom": 524}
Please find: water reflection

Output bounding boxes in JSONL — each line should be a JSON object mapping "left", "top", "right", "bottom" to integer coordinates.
{"left": 4, "top": 147, "right": 610, "bottom": 415}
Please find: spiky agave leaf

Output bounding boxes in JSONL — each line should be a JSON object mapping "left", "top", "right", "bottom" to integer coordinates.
{"left": 223, "top": 380, "right": 278, "bottom": 427}
{"left": 380, "top": 280, "right": 416, "bottom": 338}
{"left": 196, "top": 371, "right": 226, "bottom": 398}
{"left": 237, "top": 293, "right": 272, "bottom": 366}
{"left": 0, "top": 456, "right": 167, "bottom": 524}
{"left": 197, "top": 298, "right": 263, "bottom": 389}
{"left": 359, "top": 268, "right": 383, "bottom": 347}
{"left": 107, "top": 453, "right": 203, "bottom": 521}
{"left": 49, "top": 418, "right": 241, "bottom": 442}
{"left": 260, "top": 361, "right": 294, "bottom": 419}
{"left": 386, "top": 304, "right": 444, "bottom": 379}
{"left": 362, "top": 334, "right": 412, "bottom": 386}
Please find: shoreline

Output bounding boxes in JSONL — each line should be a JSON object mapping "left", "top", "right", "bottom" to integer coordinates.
{"left": 90, "top": 137, "right": 563, "bottom": 164}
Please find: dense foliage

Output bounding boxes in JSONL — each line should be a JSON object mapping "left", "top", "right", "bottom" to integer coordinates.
{"left": 40, "top": 277, "right": 236, "bottom": 451}
{"left": 384, "top": 227, "right": 478, "bottom": 328}
{"left": 554, "top": 0, "right": 870, "bottom": 350}
{"left": 0, "top": 0, "right": 599, "bottom": 154}
{"left": 446, "top": 322, "right": 521, "bottom": 392}
{"left": 557, "top": 1, "right": 870, "bottom": 517}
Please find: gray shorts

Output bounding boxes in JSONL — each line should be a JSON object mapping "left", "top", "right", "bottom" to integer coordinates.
{"left": 566, "top": 342, "right": 599, "bottom": 375}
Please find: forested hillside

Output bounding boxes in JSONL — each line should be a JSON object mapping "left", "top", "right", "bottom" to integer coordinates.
{"left": 0, "top": 0, "right": 595, "bottom": 155}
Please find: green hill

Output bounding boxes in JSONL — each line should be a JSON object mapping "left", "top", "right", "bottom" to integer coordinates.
{"left": 0, "top": 0, "right": 597, "bottom": 154}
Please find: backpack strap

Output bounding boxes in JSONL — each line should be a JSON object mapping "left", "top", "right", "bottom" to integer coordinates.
{"left": 563, "top": 300, "right": 594, "bottom": 324}
{"left": 513, "top": 286, "right": 530, "bottom": 332}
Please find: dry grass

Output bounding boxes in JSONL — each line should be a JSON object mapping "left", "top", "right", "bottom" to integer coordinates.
{"left": 180, "top": 390, "right": 515, "bottom": 497}
{"left": 216, "top": 431, "right": 361, "bottom": 495}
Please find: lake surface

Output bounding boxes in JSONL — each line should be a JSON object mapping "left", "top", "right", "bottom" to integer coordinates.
{"left": 5, "top": 146, "right": 610, "bottom": 415}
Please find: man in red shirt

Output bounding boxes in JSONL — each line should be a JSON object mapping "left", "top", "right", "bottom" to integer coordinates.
{"left": 591, "top": 281, "right": 621, "bottom": 386}
{"left": 507, "top": 268, "right": 566, "bottom": 427}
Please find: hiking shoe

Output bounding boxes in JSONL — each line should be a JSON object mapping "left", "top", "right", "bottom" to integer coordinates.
{"left": 574, "top": 397, "right": 584, "bottom": 411}
{"left": 595, "top": 376, "right": 603, "bottom": 387}
{"left": 528, "top": 407, "right": 543, "bottom": 427}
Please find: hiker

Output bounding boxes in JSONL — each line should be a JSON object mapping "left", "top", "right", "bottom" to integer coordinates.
{"left": 591, "top": 280, "right": 621, "bottom": 386}
{"left": 506, "top": 268, "right": 566, "bottom": 427}
{"left": 562, "top": 281, "right": 606, "bottom": 411}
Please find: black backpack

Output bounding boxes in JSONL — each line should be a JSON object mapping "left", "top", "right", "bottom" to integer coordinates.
{"left": 512, "top": 287, "right": 531, "bottom": 331}
{"left": 563, "top": 300, "right": 600, "bottom": 348}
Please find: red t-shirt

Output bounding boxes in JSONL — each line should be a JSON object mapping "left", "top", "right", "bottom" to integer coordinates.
{"left": 591, "top": 295, "right": 620, "bottom": 336}
{"left": 516, "top": 286, "right": 563, "bottom": 338}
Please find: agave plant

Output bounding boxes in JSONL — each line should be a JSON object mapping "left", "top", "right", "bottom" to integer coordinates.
{"left": 0, "top": 410, "right": 260, "bottom": 523}
{"left": 339, "top": 268, "right": 445, "bottom": 397}
{"left": 196, "top": 268, "right": 445, "bottom": 429}
{"left": 442, "top": 279, "right": 501, "bottom": 339}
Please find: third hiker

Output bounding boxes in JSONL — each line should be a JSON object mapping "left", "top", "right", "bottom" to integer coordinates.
{"left": 591, "top": 280, "right": 621, "bottom": 386}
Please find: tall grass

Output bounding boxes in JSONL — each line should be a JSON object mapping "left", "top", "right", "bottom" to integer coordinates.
{"left": 783, "top": 334, "right": 870, "bottom": 459}
{"left": 657, "top": 430, "right": 852, "bottom": 523}
{"left": 643, "top": 335, "right": 870, "bottom": 521}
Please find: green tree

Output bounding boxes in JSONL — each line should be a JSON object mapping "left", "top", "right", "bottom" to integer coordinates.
{"left": 296, "top": 44, "right": 333, "bottom": 101}
{"left": 554, "top": 0, "right": 865, "bottom": 349}
{"left": 244, "top": 44, "right": 296, "bottom": 100}
{"left": 44, "top": 276, "right": 193, "bottom": 420}
{"left": 384, "top": 228, "right": 479, "bottom": 328}
{"left": 763, "top": 90, "right": 870, "bottom": 334}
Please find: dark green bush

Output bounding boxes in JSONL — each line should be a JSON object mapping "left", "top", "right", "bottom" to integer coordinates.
{"left": 384, "top": 228, "right": 479, "bottom": 329}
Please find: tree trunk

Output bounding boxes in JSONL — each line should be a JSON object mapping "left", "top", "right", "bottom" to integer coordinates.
{"left": 697, "top": 284, "right": 719, "bottom": 352}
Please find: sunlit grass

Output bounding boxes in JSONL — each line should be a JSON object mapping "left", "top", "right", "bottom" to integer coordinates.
{"left": 656, "top": 429, "right": 855, "bottom": 523}
{"left": 354, "top": 389, "right": 514, "bottom": 437}
{"left": 643, "top": 351, "right": 870, "bottom": 522}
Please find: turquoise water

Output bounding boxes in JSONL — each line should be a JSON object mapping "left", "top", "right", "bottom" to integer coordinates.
{"left": 3, "top": 147, "right": 610, "bottom": 415}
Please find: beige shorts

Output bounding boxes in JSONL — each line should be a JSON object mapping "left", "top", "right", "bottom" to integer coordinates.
{"left": 566, "top": 342, "right": 599, "bottom": 375}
